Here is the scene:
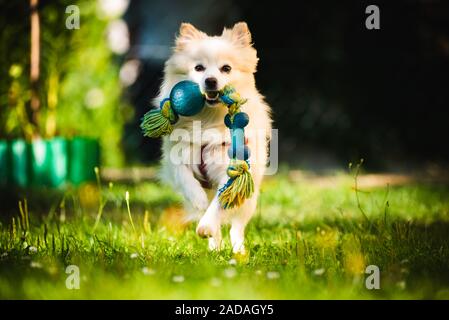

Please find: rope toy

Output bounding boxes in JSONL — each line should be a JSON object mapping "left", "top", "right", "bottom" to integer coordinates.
{"left": 140, "top": 80, "right": 254, "bottom": 209}
{"left": 217, "top": 85, "right": 253, "bottom": 209}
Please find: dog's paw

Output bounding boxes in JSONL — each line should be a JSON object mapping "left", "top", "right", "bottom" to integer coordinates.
{"left": 232, "top": 243, "right": 247, "bottom": 255}
{"left": 188, "top": 190, "right": 209, "bottom": 212}
{"left": 196, "top": 224, "right": 214, "bottom": 238}
{"left": 231, "top": 233, "right": 246, "bottom": 255}
{"left": 196, "top": 219, "right": 219, "bottom": 239}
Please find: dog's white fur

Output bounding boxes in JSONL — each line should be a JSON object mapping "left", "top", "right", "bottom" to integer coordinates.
{"left": 155, "top": 22, "right": 272, "bottom": 254}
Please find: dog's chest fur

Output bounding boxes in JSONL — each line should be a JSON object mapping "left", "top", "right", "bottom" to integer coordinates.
{"left": 165, "top": 107, "right": 229, "bottom": 188}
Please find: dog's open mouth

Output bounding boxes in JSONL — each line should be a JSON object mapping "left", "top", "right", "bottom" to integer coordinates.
{"left": 205, "top": 91, "right": 220, "bottom": 104}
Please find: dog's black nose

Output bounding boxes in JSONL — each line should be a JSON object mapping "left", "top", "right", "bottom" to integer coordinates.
{"left": 205, "top": 77, "right": 217, "bottom": 90}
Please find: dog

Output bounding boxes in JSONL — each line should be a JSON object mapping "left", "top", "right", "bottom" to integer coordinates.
{"left": 155, "top": 22, "right": 272, "bottom": 254}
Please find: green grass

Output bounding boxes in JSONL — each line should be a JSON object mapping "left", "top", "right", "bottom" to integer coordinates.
{"left": 1, "top": 167, "right": 449, "bottom": 299}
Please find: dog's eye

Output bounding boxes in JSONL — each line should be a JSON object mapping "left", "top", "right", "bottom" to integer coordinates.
{"left": 220, "top": 65, "right": 232, "bottom": 73}
{"left": 194, "top": 64, "right": 205, "bottom": 72}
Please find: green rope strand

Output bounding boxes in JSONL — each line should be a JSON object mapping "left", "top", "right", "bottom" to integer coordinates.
{"left": 141, "top": 99, "right": 178, "bottom": 138}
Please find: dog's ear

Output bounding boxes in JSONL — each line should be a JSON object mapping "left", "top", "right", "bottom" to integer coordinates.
{"left": 175, "top": 23, "right": 206, "bottom": 49}
{"left": 222, "top": 22, "right": 252, "bottom": 47}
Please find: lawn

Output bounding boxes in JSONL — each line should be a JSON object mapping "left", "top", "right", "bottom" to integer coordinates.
{"left": 1, "top": 166, "right": 449, "bottom": 299}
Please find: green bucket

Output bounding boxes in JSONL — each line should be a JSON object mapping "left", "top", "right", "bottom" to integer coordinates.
{"left": 9, "top": 139, "right": 29, "bottom": 187}
{"left": 29, "top": 139, "right": 50, "bottom": 186}
{"left": 69, "top": 137, "right": 100, "bottom": 185}
{"left": 1, "top": 137, "right": 99, "bottom": 188}
{"left": 29, "top": 138, "right": 69, "bottom": 187}
{"left": 48, "top": 137, "right": 69, "bottom": 187}
{"left": 0, "top": 140, "right": 8, "bottom": 186}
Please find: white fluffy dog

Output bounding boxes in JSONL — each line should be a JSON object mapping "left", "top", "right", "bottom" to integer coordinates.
{"left": 155, "top": 22, "right": 272, "bottom": 254}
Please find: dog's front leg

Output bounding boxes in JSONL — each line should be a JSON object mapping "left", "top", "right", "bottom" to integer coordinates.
{"left": 173, "top": 164, "right": 209, "bottom": 212}
{"left": 229, "top": 190, "right": 258, "bottom": 255}
{"left": 196, "top": 194, "right": 223, "bottom": 250}
{"left": 196, "top": 172, "right": 231, "bottom": 250}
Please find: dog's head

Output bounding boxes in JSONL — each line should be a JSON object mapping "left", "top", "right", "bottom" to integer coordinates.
{"left": 165, "top": 22, "right": 258, "bottom": 106}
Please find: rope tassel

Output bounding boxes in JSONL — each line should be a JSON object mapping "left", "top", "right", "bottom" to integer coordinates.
{"left": 141, "top": 99, "right": 178, "bottom": 138}
{"left": 218, "top": 159, "right": 254, "bottom": 209}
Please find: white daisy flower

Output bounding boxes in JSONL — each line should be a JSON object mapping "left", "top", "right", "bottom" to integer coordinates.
{"left": 30, "top": 261, "right": 42, "bottom": 269}
{"left": 172, "top": 275, "right": 185, "bottom": 283}
{"left": 266, "top": 271, "right": 280, "bottom": 280}
{"left": 29, "top": 246, "right": 38, "bottom": 254}
{"left": 313, "top": 268, "right": 325, "bottom": 276}
{"left": 210, "top": 277, "right": 222, "bottom": 287}
{"left": 142, "top": 267, "right": 155, "bottom": 275}
{"left": 224, "top": 268, "right": 237, "bottom": 279}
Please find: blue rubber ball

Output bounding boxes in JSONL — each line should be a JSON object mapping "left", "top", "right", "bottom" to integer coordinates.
{"left": 170, "top": 81, "right": 205, "bottom": 116}
{"left": 224, "top": 112, "right": 249, "bottom": 129}
{"left": 232, "top": 112, "right": 249, "bottom": 128}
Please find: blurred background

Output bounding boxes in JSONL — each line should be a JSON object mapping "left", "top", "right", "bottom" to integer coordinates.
{"left": 1, "top": 0, "right": 449, "bottom": 176}
{"left": 1, "top": 0, "right": 449, "bottom": 301}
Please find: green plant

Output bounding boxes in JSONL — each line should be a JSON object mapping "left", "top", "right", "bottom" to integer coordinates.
{"left": 0, "top": 0, "right": 127, "bottom": 166}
